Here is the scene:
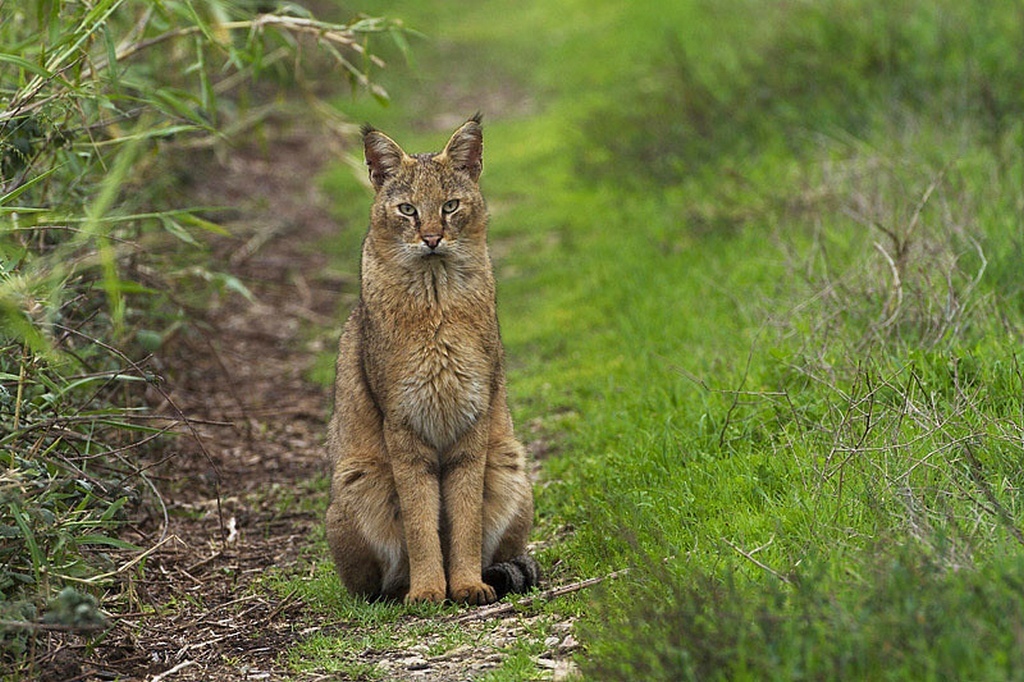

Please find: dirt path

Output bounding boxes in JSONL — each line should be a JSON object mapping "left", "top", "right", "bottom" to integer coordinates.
{"left": 28, "top": 126, "right": 343, "bottom": 681}
{"left": 69, "top": 127, "right": 346, "bottom": 682}
{"left": 33, "top": 125, "right": 577, "bottom": 682}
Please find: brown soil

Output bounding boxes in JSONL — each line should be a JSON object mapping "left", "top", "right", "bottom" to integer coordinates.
{"left": 29, "top": 125, "right": 578, "bottom": 681}
{"left": 33, "top": 127, "right": 345, "bottom": 682}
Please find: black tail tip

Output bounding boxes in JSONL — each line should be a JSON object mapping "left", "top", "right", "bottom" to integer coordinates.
{"left": 482, "top": 554, "right": 541, "bottom": 599}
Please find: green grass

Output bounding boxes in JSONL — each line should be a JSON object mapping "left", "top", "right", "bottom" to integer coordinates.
{"left": 289, "top": 0, "right": 1024, "bottom": 678}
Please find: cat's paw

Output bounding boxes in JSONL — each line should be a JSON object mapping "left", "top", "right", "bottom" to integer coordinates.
{"left": 405, "top": 586, "right": 446, "bottom": 604}
{"left": 449, "top": 581, "right": 497, "bottom": 605}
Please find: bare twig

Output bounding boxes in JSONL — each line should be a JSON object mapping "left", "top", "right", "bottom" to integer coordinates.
{"left": 59, "top": 535, "right": 181, "bottom": 585}
{"left": 13, "top": 345, "right": 28, "bottom": 430}
{"left": 723, "top": 536, "right": 792, "bottom": 584}
{"left": 961, "top": 443, "right": 1024, "bottom": 547}
{"left": 719, "top": 325, "right": 768, "bottom": 449}
{"left": 904, "top": 163, "right": 951, "bottom": 245}
{"left": 53, "top": 323, "right": 227, "bottom": 541}
{"left": 149, "top": 659, "right": 197, "bottom": 682}
{"left": 450, "top": 568, "right": 631, "bottom": 624}
{"left": 177, "top": 594, "right": 263, "bottom": 630}
{"left": 185, "top": 551, "right": 224, "bottom": 574}
{"left": 874, "top": 241, "right": 903, "bottom": 329}
{"left": 264, "top": 587, "right": 300, "bottom": 623}
{"left": 0, "top": 413, "right": 227, "bottom": 447}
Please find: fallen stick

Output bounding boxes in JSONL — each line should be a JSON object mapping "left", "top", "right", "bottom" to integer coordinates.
{"left": 149, "top": 660, "right": 196, "bottom": 682}
{"left": 451, "top": 567, "right": 631, "bottom": 623}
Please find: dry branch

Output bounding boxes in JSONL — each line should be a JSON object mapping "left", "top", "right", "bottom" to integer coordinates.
{"left": 450, "top": 568, "right": 632, "bottom": 624}
{"left": 149, "top": 659, "right": 197, "bottom": 682}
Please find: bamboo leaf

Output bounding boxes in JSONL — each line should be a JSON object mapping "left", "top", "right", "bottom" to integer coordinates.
{"left": 0, "top": 166, "right": 64, "bottom": 207}
{"left": 0, "top": 52, "right": 53, "bottom": 79}
{"left": 178, "top": 212, "right": 230, "bottom": 236}
{"left": 8, "top": 504, "right": 43, "bottom": 579}
{"left": 75, "top": 534, "right": 139, "bottom": 550}
{"left": 160, "top": 215, "right": 201, "bottom": 246}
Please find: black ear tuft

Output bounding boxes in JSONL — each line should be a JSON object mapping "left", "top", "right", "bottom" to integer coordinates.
{"left": 362, "top": 126, "right": 406, "bottom": 190}
{"left": 441, "top": 116, "right": 483, "bottom": 181}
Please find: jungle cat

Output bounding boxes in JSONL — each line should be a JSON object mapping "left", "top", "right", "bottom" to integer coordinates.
{"left": 325, "top": 114, "right": 538, "bottom": 604}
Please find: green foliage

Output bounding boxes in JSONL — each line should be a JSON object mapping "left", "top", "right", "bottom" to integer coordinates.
{"left": 584, "top": 547, "right": 1024, "bottom": 681}
{"left": 309, "top": 0, "right": 1024, "bottom": 677}
{"left": 1, "top": 0, "right": 403, "bottom": 349}
{"left": 0, "top": 0, "right": 402, "bottom": 660}
{"left": 580, "top": 0, "right": 1024, "bottom": 184}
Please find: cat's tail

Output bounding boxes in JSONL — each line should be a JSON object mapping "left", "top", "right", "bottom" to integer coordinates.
{"left": 482, "top": 554, "right": 541, "bottom": 599}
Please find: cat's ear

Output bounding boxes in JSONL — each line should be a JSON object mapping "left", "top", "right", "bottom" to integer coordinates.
{"left": 362, "top": 124, "right": 407, "bottom": 190}
{"left": 440, "top": 113, "right": 483, "bottom": 181}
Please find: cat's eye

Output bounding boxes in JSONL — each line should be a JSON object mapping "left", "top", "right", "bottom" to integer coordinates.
{"left": 397, "top": 203, "right": 417, "bottom": 217}
{"left": 441, "top": 199, "right": 460, "bottom": 214}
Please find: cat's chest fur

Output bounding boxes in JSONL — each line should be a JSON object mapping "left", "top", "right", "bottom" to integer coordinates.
{"left": 367, "top": 265, "right": 497, "bottom": 451}
{"left": 395, "top": 319, "right": 491, "bottom": 450}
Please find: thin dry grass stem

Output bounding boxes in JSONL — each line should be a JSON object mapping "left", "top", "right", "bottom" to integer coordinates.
{"left": 814, "top": 358, "right": 1021, "bottom": 565}
{"left": 903, "top": 164, "right": 951, "bottom": 250}
{"left": 961, "top": 443, "right": 1024, "bottom": 547}
{"left": 13, "top": 344, "right": 28, "bottom": 430}
{"left": 723, "top": 536, "right": 792, "bottom": 584}
{"left": 53, "top": 323, "right": 226, "bottom": 543}
{"left": 78, "top": 535, "right": 183, "bottom": 586}
{"left": 873, "top": 240, "right": 904, "bottom": 329}
{"left": 779, "top": 151, "right": 988, "bottom": 356}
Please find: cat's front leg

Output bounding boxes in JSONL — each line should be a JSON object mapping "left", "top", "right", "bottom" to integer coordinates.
{"left": 384, "top": 423, "right": 446, "bottom": 604}
{"left": 442, "top": 418, "right": 496, "bottom": 605}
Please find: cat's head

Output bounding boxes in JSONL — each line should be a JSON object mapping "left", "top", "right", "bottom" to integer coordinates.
{"left": 362, "top": 114, "right": 486, "bottom": 264}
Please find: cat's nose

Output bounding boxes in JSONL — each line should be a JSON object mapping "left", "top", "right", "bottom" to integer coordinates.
{"left": 422, "top": 233, "right": 442, "bottom": 249}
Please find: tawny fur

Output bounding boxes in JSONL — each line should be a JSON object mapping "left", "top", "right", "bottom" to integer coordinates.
{"left": 325, "top": 116, "right": 534, "bottom": 605}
